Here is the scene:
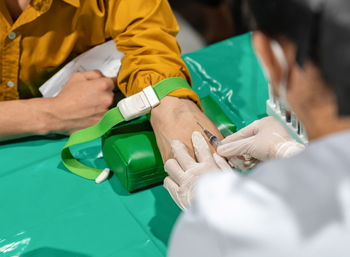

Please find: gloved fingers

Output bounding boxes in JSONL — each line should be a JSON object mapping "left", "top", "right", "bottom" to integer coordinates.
{"left": 243, "top": 157, "right": 259, "bottom": 168}
{"left": 241, "top": 155, "right": 258, "bottom": 167}
{"left": 221, "top": 121, "right": 258, "bottom": 144}
{"left": 164, "top": 159, "right": 185, "bottom": 185}
{"left": 227, "top": 155, "right": 259, "bottom": 172}
{"left": 217, "top": 137, "right": 255, "bottom": 158}
{"left": 213, "top": 153, "right": 232, "bottom": 171}
{"left": 243, "top": 154, "right": 253, "bottom": 161}
{"left": 228, "top": 156, "right": 246, "bottom": 170}
{"left": 245, "top": 161, "right": 258, "bottom": 170}
{"left": 164, "top": 176, "right": 178, "bottom": 192}
{"left": 171, "top": 140, "right": 197, "bottom": 170}
{"left": 164, "top": 176, "right": 185, "bottom": 211}
{"left": 275, "top": 141, "right": 305, "bottom": 158}
{"left": 192, "top": 131, "right": 213, "bottom": 163}
{"left": 242, "top": 159, "right": 259, "bottom": 172}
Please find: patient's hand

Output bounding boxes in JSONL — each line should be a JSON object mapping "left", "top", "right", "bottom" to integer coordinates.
{"left": 51, "top": 70, "right": 115, "bottom": 135}
{"left": 150, "top": 96, "right": 223, "bottom": 162}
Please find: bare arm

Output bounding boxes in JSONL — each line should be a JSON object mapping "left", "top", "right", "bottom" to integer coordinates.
{"left": 0, "top": 98, "right": 58, "bottom": 142}
{"left": 106, "top": 0, "right": 221, "bottom": 161}
{"left": 0, "top": 70, "right": 114, "bottom": 142}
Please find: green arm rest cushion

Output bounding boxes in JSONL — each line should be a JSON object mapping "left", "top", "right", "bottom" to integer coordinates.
{"left": 102, "top": 95, "right": 236, "bottom": 192}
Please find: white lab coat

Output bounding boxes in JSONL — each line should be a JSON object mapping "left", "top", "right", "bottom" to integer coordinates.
{"left": 168, "top": 130, "right": 350, "bottom": 257}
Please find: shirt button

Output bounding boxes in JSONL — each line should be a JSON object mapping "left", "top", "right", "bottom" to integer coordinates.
{"left": 7, "top": 81, "right": 15, "bottom": 88}
{"left": 8, "top": 32, "right": 17, "bottom": 40}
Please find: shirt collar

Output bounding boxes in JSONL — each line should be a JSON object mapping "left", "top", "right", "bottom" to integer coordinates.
{"left": 61, "top": 0, "right": 80, "bottom": 8}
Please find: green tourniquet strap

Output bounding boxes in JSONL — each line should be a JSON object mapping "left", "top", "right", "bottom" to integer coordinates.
{"left": 152, "top": 77, "right": 191, "bottom": 99}
{"left": 61, "top": 77, "right": 193, "bottom": 180}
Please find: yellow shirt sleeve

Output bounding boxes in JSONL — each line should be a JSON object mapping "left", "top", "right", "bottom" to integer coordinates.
{"left": 105, "top": 0, "right": 200, "bottom": 106}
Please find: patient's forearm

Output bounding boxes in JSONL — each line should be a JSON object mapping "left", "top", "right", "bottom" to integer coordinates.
{"left": 0, "top": 98, "right": 58, "bottom": 142}
{"left": 0, "top": 71, "right": 119, "bottom": 142}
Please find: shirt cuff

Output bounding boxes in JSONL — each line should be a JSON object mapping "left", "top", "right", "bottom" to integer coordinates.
{"left": 168, "top": 87, "right": 201, "bottom": 109}
{"left": 124, "top": 72, "right": 201, "bottom": 109}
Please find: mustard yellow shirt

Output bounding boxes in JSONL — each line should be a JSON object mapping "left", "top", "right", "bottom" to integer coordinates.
{"left": 0, "top": 0, "right": 199, "bottom": 104}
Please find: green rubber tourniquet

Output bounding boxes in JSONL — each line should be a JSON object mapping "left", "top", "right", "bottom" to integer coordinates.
{"left": 61, "top": 77, "right": 192, "bottom": 180}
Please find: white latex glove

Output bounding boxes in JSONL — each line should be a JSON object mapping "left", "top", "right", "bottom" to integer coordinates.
{"left": 164, "top": 131, "right": 231, "bottom": 210}
{"left": 227, "top": 155, "right": 259, "bottom": 173}
{"left": 217, "top": 116, "right": 305, "bottom": 162}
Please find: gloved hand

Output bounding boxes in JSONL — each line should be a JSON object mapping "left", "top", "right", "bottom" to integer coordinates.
{"left": 217, "top": 116, "right": 305, "bottom": 162}
{"left": 164, "top": 131, "right": 231, "bottom": 210}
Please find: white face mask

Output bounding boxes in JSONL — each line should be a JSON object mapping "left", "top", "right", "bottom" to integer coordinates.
{"left": 269, "top": 40, "right": 291, "bottom": 111}
{"left": 256, "top": 40, "right": 291, "bottom": 111}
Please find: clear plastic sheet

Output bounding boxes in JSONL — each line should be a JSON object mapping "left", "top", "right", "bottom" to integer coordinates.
{"left": 185, "top": 33, "right": 268, "bottom": 130}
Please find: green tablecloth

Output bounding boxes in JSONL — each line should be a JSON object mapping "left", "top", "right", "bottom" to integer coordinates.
{"left": 0, "top": 33, "right": 268, "bottom": 257}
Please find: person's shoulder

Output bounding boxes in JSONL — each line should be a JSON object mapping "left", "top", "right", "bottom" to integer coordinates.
{"left": 194, "top": 171, "right": 293, "bottom": 217}
{"left": 193, "top": 171, "right": 299, "bottom": 244}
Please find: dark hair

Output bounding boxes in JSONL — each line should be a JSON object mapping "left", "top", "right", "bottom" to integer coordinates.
{"left": 246, "top": 0, "right": 319, "bottom": 66}
{"left": 245, "top": 0, "right": 350, "bottom": 115}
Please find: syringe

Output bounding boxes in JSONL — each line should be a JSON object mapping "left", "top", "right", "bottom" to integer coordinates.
{"left": 196, "top": 122, "right": 221, "bottom": 148}
{"left": 196, "top": 122, "right": 250, "bottom": 173}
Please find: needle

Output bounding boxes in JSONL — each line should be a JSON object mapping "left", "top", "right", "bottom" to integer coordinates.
{"left": 196, "top": 122, "right": 204, "bottom": 130}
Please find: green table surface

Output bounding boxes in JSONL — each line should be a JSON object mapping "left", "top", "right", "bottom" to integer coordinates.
{"left": 0, "top": 33, "right": 268, "bottom": 257}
